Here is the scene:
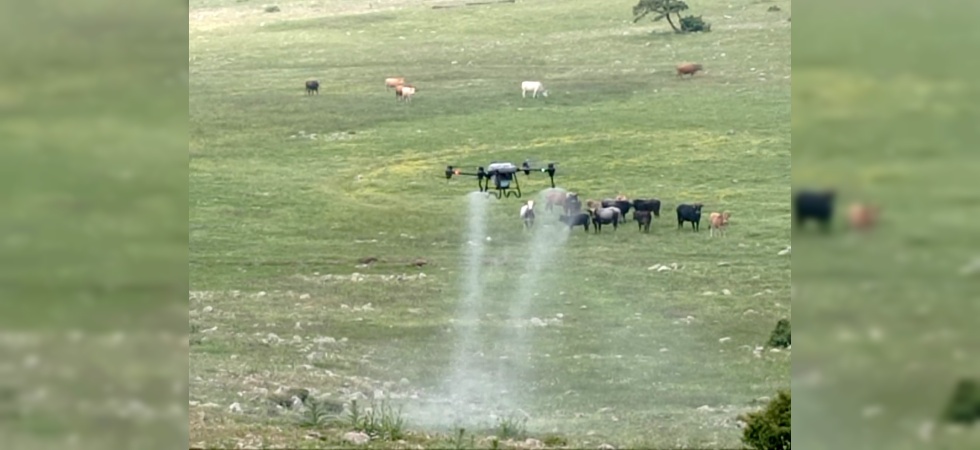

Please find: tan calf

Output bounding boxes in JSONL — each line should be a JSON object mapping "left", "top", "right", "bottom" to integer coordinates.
{"left": 848, "top": 203, "right": 878, "bottom": 231}
{"left": 385, "top": 77, "right": 405, "bottom": 90}
{"left": 708, "top": 211, "right": 731, "bottom": 237}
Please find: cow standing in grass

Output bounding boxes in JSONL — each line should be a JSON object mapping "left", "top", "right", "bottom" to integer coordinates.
{"left": 634, "top": 210, "right": 653, "bottom": 233}
{"left": 521, "top": 81, "right": 549, "bottom": 98}
{"left": 676, "top": 63, "right": 704, "bottom": 77}
{"left": 385, "top": 77, "right": 405, "bottom": 91}
{"left": 590, "top": 206, "right": 622, "bottom": 233}
{"left": 708, "top": 211, "right": 731, "bottom": 237}
{"left": 305, "top": 80, "right": 320, "bottom": 95}
{"left": 793, "top": 189, "right": 836, "bottom": 232}
{"left": 520, "top": 200, "right": 536, "bottom": 230}
{"left": 676, "top": 203, "right": 704, "bottom": 231}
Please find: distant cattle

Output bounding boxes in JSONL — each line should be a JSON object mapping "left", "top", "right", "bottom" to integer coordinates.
{"left": 848, "top": 203, "right": 878, "bottom": 231}
{"left": 632, "top": 198, "right": 662, "bottom": 217}
{"left": 590, "top": 206, "right": 622, "bottom": 233}
{"left": 601, "top": 196, "right": 633, "bottom": 218}
{"left": 545, "top": 190, "right": 579, "bottom": 214}
{"left": 520, "top": 200, "right": 536, "bottom": 230}
{"left": 676, "top": 203, "right": 704, "bottom": 231}
{"left": 793, "top": 189, "right": 836, "bottom": 232}
{"left": 385, "top": 77, "right": 405, "bottom": 90}
{"left": 708, "top": 211, "right": 731, "bottom": 237}
{"left": 521, "top": 81, "right": 549, "bottom": 98}
{"left": 559, "top": 212, "right": 591, "bottom": 232}
{"left": 305, "top": 80, "right": 320, "bottom": 95}
{"left": 634, "top": 210, "right": 653, "bottom": 233}
{"left": 399, "top": 85, "right": 416, "bottom": 102}
{"left": 676, "top": 62, "right": 704, "bottom": 77}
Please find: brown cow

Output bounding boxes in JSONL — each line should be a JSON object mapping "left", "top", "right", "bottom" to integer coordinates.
{"left": 676, "top": 63, "right": 704, "bottom": 77}
{"left": 385, "top": 77, "right": 405, "bottom": 91}
{"left": 848, "top": 203, "right": 878, "bottom": 231}
{"left": 708, "top": 211, "right": 731, "bottom": 237}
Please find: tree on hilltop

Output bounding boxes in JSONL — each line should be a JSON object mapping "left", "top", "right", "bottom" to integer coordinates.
{"left": 632, "top": 0, "right": 689, "bottom": 33}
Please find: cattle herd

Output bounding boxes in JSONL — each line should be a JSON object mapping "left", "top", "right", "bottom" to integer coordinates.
{"left": 518, "top": 191, "right": 732, "bottom": 236}
{"left": 517, "top": 188, "right": 877, "bottom": 236}
{"left": 303, "top": 63, "right": 705, "bottom": 102}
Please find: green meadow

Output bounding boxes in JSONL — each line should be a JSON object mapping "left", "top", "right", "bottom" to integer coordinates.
{"left": 190, "top": 0, "right": 791, "bottom": 447}
{"left": 793, "top": 0, "right": 980, "bottom": 449}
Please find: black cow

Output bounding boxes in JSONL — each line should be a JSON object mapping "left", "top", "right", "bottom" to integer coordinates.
{"left": 793, "top": 189, "right": 836, "bottom": 232}
{"left": 559, "top": 213, "right": 591, "bottom": 232}
{"left": 305, "top": 80, "right": 320, "bottom": 95}
{"left": 601, "top": 198, "right": 632, "bottom": 217}
{"left": 590, "top": 207, "right": 622, "bottom": 233}
{"left": 676, "top": 203, "right": 704, "bottom": 231}
{"left": 632, "top": 198, "right": 661, "bottom": 217}
{"left": 634, "top": 210, "right": 653, "bottom": 233}
{"left": 565, "top": 194, "right": 583, "bottom": 215}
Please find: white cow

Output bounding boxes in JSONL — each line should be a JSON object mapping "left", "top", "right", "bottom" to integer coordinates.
{"left": 399, "top": 85, "right": 416, "bottom": 102}
{"left": 521, "top": 81, "right": 549, "bottom": 98}
{"left": 519, "top": 200, "right": 535, "bottom": 230}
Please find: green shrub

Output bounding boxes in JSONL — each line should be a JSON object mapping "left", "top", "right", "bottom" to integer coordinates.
{"left": 942, "top": 378, "right": 980, "bottom": 424}
{"left": 767, "top": 319, "right": 791, "bottom": 348}
{"left": 680, "top": 15, "right": 711, "bottom": 32}
{"left": 739, "top": 390, "right": 790, "bottom": 450}
{"left": 346, "top": 399, "right": 407, "bottom": 441}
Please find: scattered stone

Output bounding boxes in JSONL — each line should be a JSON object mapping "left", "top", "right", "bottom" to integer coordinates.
{"left": 719, "top": 337, "right": 732, "bottom": 343}
{"left": 696, "top": 405, "right": 715, "bottom": 412}
{"left": 862, "top": 405, "right": 883, "bottom": 418}
{"left": 777, "top": 246, "right": 791, "bottom": 256}
{"left": 342, "top": 431, "right": 370, "bottom": 445}
{"left": 299, "top": 293, "right": 310, "bottom": 300}
{"left": 202, "top": 306, "right": 213, "bottom": 313}
{"left": 717, "top": 262, "right": 731, "bottom": 266}
{"left": 722, "top": 289, "right": 732, "bottom": 296}
{"left": 523, "top": 438, "right": 543, "bottom": 449}
{"left": 228, "top": 402, "right": 243, "bottom": 413}
{"left": 598, "top": 444, "right": 615, "bottom": 450}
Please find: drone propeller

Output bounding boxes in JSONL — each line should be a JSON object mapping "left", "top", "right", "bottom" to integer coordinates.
{"left": 445, "top": 165, "right": 490, "bottom": 191}
{"left": 520, "top": 159, "right": 558, "bottom": 188}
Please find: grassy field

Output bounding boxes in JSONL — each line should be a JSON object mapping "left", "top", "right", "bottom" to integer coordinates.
{"left": 0, "top": 1, "right": 188, "bottom": 449}
{"left": 793, "top": 0, "right": 980, "bottom": 449}
{"left": 189, "top": 0, "right": 791, "bottom": 447}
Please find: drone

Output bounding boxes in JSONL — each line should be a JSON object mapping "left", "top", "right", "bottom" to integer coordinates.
{"left": 444, "top": 160, "right": 558, "bottom": 199}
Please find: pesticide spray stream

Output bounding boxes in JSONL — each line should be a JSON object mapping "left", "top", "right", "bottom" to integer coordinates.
{"left": 498, "top": 189, "right": 571, "bottom": 405}
{"left": 405, "top": 191, "right": 506, "bottom": 430}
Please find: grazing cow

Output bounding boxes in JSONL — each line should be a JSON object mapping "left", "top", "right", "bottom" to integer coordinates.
{"left": 848, "top": 203, "right": 878, "bottom": 231}
{"left": 708, "top": 211, "right": 731, "bottom": 237}
{"left": 385, "top": 77, "right": 405, "bottom": 91}
{"left": 544, "top": 190, "right": 570, "bottom": 213}
{"left": 564, "top": 192, "right": 582, "bottom": 215}
{"left": 634, "top": 210, "right": 653, "bottom": 233}
{"left": 585, "top": 199, "right": 601, "bottom": 211}
{"left": 632, "top": 198, "right": 662, "bottom": 217}
{"left": 793, "top": 189, "right": 836, "bottom": 232}
{"left": 559, "top": 212, "right": 591, "bottom": 232}
{"left": 590, "top": 207, "right": 622, "bottom": 233}
{"left": 676, "top": 62, "right": 704, "bottom": 77}
{"left": 520, "top": 200, "right": 536, "bottom": 230}
{"left": 305, "top": 80, "right": 320, "bottom": 95}
{"left": 521, "top": 81, "right": 549, "bottom": 98}
{"left": 601, "top": 197, "right": 633, "bottom": 218}
{"left": 676, "top": 203, "right": 704, "bottom": 231}
{"left": 399, "top": 85, "right": 416, "bottom": 102}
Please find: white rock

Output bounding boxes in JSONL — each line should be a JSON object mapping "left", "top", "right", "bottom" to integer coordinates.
{"left": 202, "top": 306, "right": 213, "bottom": 313}
{"left": 228, "top": 402, "right": 242, "bottom": 413}
{"left": 342, "top": 431, "right": 370, "bottom": 445}
{"left": 719, "top": 337, "right": 732, "bottom": 343}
